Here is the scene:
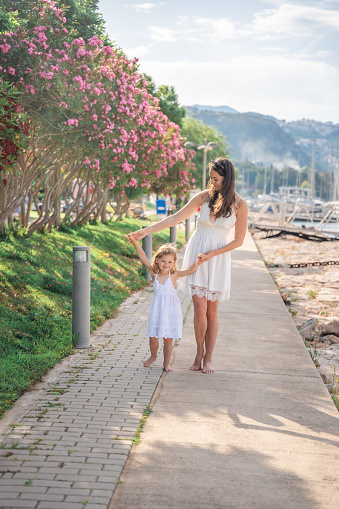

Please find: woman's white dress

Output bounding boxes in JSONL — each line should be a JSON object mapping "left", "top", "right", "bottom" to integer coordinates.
{"left": 178, "top": 201, "right": 237, "bottom": 302}
{"left": 147, "top": 273, "right": 183, "bottom": 339}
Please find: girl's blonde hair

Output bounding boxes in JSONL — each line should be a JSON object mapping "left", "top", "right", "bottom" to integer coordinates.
{"left": 151, "top": 243, "right": 177, "bottom": 274}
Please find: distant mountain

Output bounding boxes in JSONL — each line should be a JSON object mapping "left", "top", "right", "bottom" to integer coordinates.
{"left": 186, "top": 106, "right": 311, "bottom": 169}
{"left": 189, "top": 104, "right": 238, "bottom": 115}
{"left": 186, "top": 105, "right": 339, "bottom": 170}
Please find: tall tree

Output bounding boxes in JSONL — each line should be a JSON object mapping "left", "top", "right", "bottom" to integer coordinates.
{"left": 0, "top": 0, "right": 108, "bottom": 41}
{"left": 143, "top": 75, "right": 186, "bottom": 128}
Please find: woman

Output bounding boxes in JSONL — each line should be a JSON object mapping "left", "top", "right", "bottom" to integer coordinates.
{"left": 128, "top": 157, "right": 248, "bottom": 374}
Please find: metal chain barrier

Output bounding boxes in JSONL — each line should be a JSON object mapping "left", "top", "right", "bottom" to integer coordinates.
{"left": 282, "top": 261, "right": 339, "bottom": 268}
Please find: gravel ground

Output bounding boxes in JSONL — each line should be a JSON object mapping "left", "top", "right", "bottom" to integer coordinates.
{"left": 252, "top": 230, "right": 339, "bottom": 394}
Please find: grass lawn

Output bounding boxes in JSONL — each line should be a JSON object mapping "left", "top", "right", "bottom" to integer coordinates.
{"left": 0, "top": 219, "right": 185, "bottom": 419}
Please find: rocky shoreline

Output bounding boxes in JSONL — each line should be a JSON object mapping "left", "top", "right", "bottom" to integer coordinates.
{"left": 252, "top": 230, "right": 339, "bottom": 407}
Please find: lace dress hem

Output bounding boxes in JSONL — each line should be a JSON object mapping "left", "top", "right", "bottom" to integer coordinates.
{"left": 189, "top": 285, "right": 230, "bottom": 303}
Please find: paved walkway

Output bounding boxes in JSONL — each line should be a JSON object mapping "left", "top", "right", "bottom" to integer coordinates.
{"left": 111, "top": 233, "right": 339, "bottom": 509}
{"left": 1, "top": 233, "right": 338, "bottom": 508}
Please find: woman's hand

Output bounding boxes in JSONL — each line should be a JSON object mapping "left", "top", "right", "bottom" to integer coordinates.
{"left": 195, "top": 253, "right": 206, "bottom": 265}
{"left": 200, "top": 250, "right": 215, "bottom": 261}
{"left": 127, "top": 229, "right": 147, "bottom": 242}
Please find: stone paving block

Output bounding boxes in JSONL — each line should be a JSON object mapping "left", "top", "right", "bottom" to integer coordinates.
{"left": 96, "top": 474, "right": 120, "bottom": 484}
{"left": 31, "top": 480, "right": 72, "bottom": 488}
{"left": 0, "top": 479, "right": 34, "bottom": 487}
{"left": 74, "top": 463, "right": 103, "bottom": 471}
{"left": 12, "top": 473, "right": 56, "bottom": 481}
{"left": 0, "top": 460, "right": 23, "bottom": 468}
{"left": 86, "top": 503, "right": 111, "bottom": 509}
{"left": 13, "top": 487, "right": 48, "bottom": 495}
{"left": 1, "top": 501, "right": 38, "bottom": 509}
{"left": 0, "top": 492, "right": 18, "bottom": 499}
{"left": 46, "top": 488, "right": 90, "bottom": 496}
{"left": 102, "top": 462, "right": 125, "bottom": 471}
{"left": 65, "top": 495, "right": 111, "bottom": 504}
{"left": 19, "top": 493, "right": 64, "bottom": 502}
{"left": 15, "top": 467, "right": 39, "bottom": 474}
{"left": 36, "top": 467, "right": 80, "bottom": 475}
{"left": 36, "top": 503, "right": 75, "bottom": 509}
{"left": 54, "top": 473, "right": 98, "bottom": 482}
{"left": 90, "top": 489, "right": 113, "bottom": 498}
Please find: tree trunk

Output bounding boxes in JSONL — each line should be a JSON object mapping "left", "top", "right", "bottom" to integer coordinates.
{"left": 101, "top": 188, "right": 108, "bottom": 223}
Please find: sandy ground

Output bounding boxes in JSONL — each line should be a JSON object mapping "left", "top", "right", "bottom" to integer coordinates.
{"left": 252, "top": 229, "right": 339, "bottom": 392}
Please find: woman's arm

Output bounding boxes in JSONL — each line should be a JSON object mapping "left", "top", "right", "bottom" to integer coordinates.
{"left": 201, "top": 200, "right": 248, "bottom": 260}
{"left": 128, "top": 191, "right": 207, "bottom": 241}
{"left": 129, "top": 235, "right": 152, "bottom": 271}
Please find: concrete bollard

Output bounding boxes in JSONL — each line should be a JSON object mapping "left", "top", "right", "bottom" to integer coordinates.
{"left": 72, "top": 246, "right": 91, "bottom": 348}
{"left": 170, "top": 225, "right": 176, "bottom": 244}
{"left": 142, "top": 226, "right": 152, "bottom": 281}
{"left": 185, "top": 218, "right": 191, "bottom": 242}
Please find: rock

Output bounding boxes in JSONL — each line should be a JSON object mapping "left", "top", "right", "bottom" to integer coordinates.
{"left": 322, "top": 335, "right": 339, "bottom": 345}
{"left": 281, "top": 292, "right": 291, "bottom": 304}
{"left": 319, "top": 320, "right": 339, "bottom": 337}
{"left": 297, "top": 318, "right": 319, "bottom": 341}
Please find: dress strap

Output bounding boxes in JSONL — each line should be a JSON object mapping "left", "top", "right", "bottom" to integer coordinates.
{"left": 234, "top": 194, "right": 242, "bottom": 205}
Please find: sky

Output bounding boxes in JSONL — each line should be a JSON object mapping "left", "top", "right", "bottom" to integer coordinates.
{"left": 98, "top": 0, "right": 339, "bottom": 123}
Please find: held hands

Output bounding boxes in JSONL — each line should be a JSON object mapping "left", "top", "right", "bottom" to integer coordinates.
{"left": 127, "top": 230, "right": 146, "bottom": 243}
{"left": 128, "top": 233, "right": 138, "bottom": 245}
{"left": 195, "top": 252, "right": 207, "bottom": 265}
{"left": 195, "top": 251, "right": 214, "bottom": 265}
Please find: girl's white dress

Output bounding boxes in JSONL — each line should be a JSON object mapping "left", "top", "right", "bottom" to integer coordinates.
{"left": 147, "top": 273, "right": 183, "bottom": 339}
{"left": 178, "top": 201, "right": 237, "bottom": 302}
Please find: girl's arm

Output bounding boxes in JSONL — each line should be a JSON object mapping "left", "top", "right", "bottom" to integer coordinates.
{"left": 176, "top": 256, "right": 206, "bottom": 278}
{"left": 129, "top": 235, "right": 152, "bottom": 271}
{"left": 128, "top": 191, "right": 207, "bottom": 242}
{"left": 200, "top": 200, "right": 248, "bottom": 261}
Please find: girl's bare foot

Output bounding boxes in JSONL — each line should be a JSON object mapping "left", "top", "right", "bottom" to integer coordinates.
{"left": 163, "top": 364, "right": 173, "bottom": 372}
{"left": 202, "top": 361, "right": 214, "bottom": 374}
{"left": 143, "top": 356, "right": 156, "bottom": 367}
{"left": 190, "top": 352, "right": 204, "bottom": 371}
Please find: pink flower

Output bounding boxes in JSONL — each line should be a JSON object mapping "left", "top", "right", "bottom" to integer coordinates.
{"left": 0, "top": 43, "right": 11, "bottom": 54}
{"left": 128, "top": 178, "right": 138, "bottom": 188}
{"left": 65, "top": 118, "right": 78, "bottom": 127}
{"left": 8, "top": 67, "right": 15, "bottom": 75}
{"left": 25, "top": 84, "right": 35, "bottom": 94}
{"left": 58, "top": 102, "right": 68, "bottom": 108}
{"left": 76, "top": 48, "right": 86, "bottom": 58}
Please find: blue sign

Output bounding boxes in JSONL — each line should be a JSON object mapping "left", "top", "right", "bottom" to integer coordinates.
{"left": 156, "top": 199, "right": 166, "bottom": 215}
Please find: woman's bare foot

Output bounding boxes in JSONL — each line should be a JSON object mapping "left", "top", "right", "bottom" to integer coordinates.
{"left": 190, "top": 352, "right": 204, "bottom": 371}
{"left": 143, "top": 356, "right": 156, "bottom": 367}
{"left": 163, "top": 364, "right": 173, "bottom": 372}
{"left": 202, "top": 360, "right": 214, "bottom": 374}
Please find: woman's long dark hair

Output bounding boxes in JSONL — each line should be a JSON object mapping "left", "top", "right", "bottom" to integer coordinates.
{"left": 207, "top": 157, "right": 236, "bottom": 218}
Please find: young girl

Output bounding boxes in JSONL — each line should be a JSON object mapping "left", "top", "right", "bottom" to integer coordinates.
{"left": 129, "top": 235, "right": 205, "bottom": 372}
